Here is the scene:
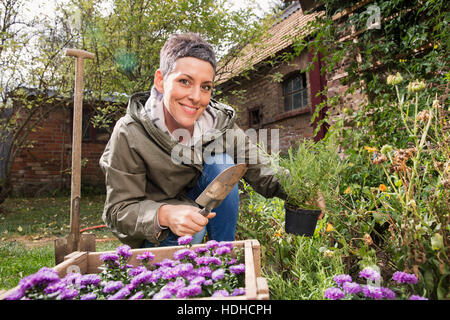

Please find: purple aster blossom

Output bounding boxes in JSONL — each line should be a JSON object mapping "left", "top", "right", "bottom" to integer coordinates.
{"left": 173, "top": 248, "right": 197, "bottom": 261}
{"left": 392, "top": 271, "right": 418, "bottom": 284}
{"left": 190, "top": 276, "right": 206, "bottom": 286}
{"left": 231, "top": 288, "right": 246, "bottom": 296}
{"left": 159, "top": 266, "right": 179, "bottom": 280}
{"left": 204, "top": 279, "right": 213, "bottom": 286}
{"left": 409, "top": 295, "right": 428, "bottom": 300}
{"left": 324, "top": 287, "right": 344, "bottom": 300}
{"left": 230, "top": 263, "right": 245, "bottom": 275}
{"left": 5, "top": 288, "right": 25, "bottom": 300}
{"left": 359, "top": 267, "right": 381, "bottom": 282}
{"left": 205, "top": 240, "right": 219, "bottom": 249}
{"left": 130, "top": 271, "right": 154, "bottom": 287}
{"left": 195, "top": 256, "right": 222, "bottom": 266}
{"left": 212, "top": 290, "right": 229, "bottom": 297}
{"left": 80, "top": 274, "right": 102, "bottom": 287}
{"left": 129, "top": 291, "right": 144, "bottom": 300}
{"left": 226, "top": 258, "right": 238, "bottom": 265}
{"left": 173, "top": 263, "right": 194, "bottom": 278}
{"left": 218, "top": 241, "right": 234, "bottom": 249}
{"left": 102, "top": 280, "right": 123, "bottom": 294}
{"left": 196, "top": 266, "right": 213, "bottom": 278}
{"left": 177, "top": 235, "right": 193, "bottom": 246}
{"left": 63, "top": 272, "right": 82, "bottom": 287}
{"left": 116, "top": 245, "right": 132, "bottom": 259}
{"left": 194, "top": 247, "right": 209, "bottom": 254}
{"left": 99, "top": 253, "right": 119, "bottom": 263}
{"left": 152, "top": 290, "right": 172, "bottom": 300}
{"left": 136, "top": 251, "right": 155, "bottom": 262}
{"left": 59, "top": 288, "right": 79, "bottom": 300}
{"left": 154, "top": 258, "right": 178, "bottom": 268}
{"left": 18, "top": 267, "right": 60, "bottom": 291}
{"left": 342, "top": 282, "right": 361, "bottom": 295}
{"left": 128, "top": 266, "right": 147, "bottom": 277}
{"left": 362, "top": 285, "right": 383, "bottom": 299}
{"left": 44, "top": 281, "right": 65, "bottom": 295}
{"left": 380, "top": 287, "right": 396, "bottom": 299}
{"left": 211, "top": 268, "right": 225, "bottom": 281}
{"left": 80, "top": 292, "right": 97, "bottom": 300}
{"left": 333, "top": 274, "right": 352, "bottom": 287}
{"left": 214, "top": 246, "right": 232, "bottom": 256}
{"left": 108, "top": 286, "right": 131, "bottom": 300}
{"left": 176, "top": 284, "right": 202, "bottom": 298}
{"left": 162, "top": 279, "right": 186, "bottom": 295}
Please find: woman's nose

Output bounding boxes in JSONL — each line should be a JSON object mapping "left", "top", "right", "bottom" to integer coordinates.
{"left": 188, "top": 86, "right": 201, "bottom": 103}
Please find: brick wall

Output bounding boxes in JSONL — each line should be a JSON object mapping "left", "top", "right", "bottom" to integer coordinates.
{"left": 11, "top": 105, "right": 109, "bottom": 196}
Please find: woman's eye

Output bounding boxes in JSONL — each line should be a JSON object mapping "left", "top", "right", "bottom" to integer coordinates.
{"left": 202, "top": 85, "right": 212, "bottom": 91}
{"left": 179, "top": 79, "right": 190, "bottom": 85}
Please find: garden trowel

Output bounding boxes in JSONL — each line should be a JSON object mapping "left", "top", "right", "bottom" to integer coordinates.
{"left": 195, "top": 163, "right": 248, "bottom": 216}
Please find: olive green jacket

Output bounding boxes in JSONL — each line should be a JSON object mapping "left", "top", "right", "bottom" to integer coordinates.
{"left": 99, "top": 91, "right": 286, "bottom": 248}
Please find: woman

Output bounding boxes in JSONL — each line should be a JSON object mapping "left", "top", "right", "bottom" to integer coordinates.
{"left": 99, "top": 33, "right": 287, "bottom": 248}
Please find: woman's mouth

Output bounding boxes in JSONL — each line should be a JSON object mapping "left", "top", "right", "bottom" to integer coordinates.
{"left": 180, "top": 103, "right": 198, "bottom": 115}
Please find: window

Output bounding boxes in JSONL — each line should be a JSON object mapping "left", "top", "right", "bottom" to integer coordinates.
{"left": 248, "top": 107, "right": 262, "bottom": 127}
{"left": 283, "top": 73, "right": 307, "bottom": 112}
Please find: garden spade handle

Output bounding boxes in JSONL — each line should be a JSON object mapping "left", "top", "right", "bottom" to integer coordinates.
{"left": 66, "top": 48, "right": 94, "bottom": 250}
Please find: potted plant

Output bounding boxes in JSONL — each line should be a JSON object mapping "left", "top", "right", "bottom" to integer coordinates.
{"left": 274, "top": 138, "right": 344, "bottom": 236}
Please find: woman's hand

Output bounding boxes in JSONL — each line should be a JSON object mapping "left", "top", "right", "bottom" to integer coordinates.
{"left": 158, "top": 204, "right": 216, "bottom": 236}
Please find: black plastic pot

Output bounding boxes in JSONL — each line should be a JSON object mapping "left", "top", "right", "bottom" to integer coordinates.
{"left": 284, "top": 203, "right": 321, "bottom": 236}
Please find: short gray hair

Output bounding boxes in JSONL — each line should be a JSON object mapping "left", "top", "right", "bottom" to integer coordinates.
{"left": 159, "top": 33, "right": 216, "bottom": 78}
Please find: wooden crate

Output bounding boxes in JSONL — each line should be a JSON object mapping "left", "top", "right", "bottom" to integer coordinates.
{"left": 0, "top": 239, "right": 269, "bottom": 300}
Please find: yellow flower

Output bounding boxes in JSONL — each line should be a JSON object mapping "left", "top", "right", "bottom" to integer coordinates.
{"left": 364, "top": 146, "right": 378, "bottom": 153}
{"left": 274, "top": 228, "right": 283, "bottom": 238}
{"left": 379, "top": 184, "right": 387, "bottom": 192}
{"left": 326, "top": 223, "right": 334, "bottom": 232}
{"left": 344, "top": 186, "right": 352, "bottom": 194}
{"left": 399, "top": 58, "right": 407, "bottom": 63}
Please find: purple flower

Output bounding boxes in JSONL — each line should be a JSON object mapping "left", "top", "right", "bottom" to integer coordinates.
{"left": 392, "top": 271, "right": 418, "bottom": 284}
{"left": 63, "top": 273, "right": 82, "bottom": 286}
{"left": 136, "top": 251, "right": 155, "bottom": 262}
{"left": 99, "top": 253, "right": 119, "bottom": 262}
{"left": 211, "top": 268, "right": 225, "bottom": 281}
{"left": 178, "top": 235, "right": 193, "bottom": 246}
{"left": 195, "top": 256, "right": 222, "bottom": 266}
{"left": 162, "top": 279, "right": 186, "bottom": 295}
{"left": 212, "top": 290, "right": 229, "bottom": 297}
{"left": 152, "top": 290, "right": 172, "bottom": 300}
{"left": 226, "top": 258, "right": 238, "bottom": 265}
{"left": 333, "top": 274, "right": 352, "bottom": 287}
{"left": 229, "top": 264, "right": 245, "bottom": 275}
{"left": 324, "top": 287, "right": 344, "bottom": 300}
{"left": 409, "top": 295, "right": 428, "bottom": 300}
{"left": 194, "top": 247, "right": 209, "bottom": 254}
{"left": 173, "top": 249, "right": 197, "bottom": 261}
{"left": 214, "top": 246, "right": 232, "bottom": 256}
{"left": 129, "top": 291, "right": 144, "bottom": 300}
{"left": 80, "top": 292, "right": 97, "bottom": 300}
{"left": 173, "top": 263, "right": 194, "bottom": 278}
{"left": 362, "top": 285, "right": 383, "bottom": 299}
{"left": 176, "top": 284, "right": 202, "bottom": 298}
{"left": 59, "top": 288, "right": 79, "bottom": 300}
{"left": 6, "top": 288, "right": 25, "bottom": 300}
{"left": 130, "top": 271, "right": 156, "bottom": 287}
{"left": 102, "top": 281, "right": 123, "bottom": 294}
{"left": 218, "top": 241, "right": 234, "bottom": 249}
{"left": 380, "top": 287, "right": 396, "bottom": 299}
{"left": 205, "top": 240, "right": 219, "bottom": 249}
{"left": 359, "top": 267, "right": 381, "bottom": 282}
{"left": 154, "top": 258, "right": 178, "bottom": 268}
{"left": 196, "top": 266, "right": 213, "bottom": 278}
{"left": 18, "top": 267, "right": 60, "bottom": 291}
{"left": 190, "top": 276, "right": 206, "bottom": 286}
{"left": 116, "top": 245, "right": 132, "bottom": 259}
{"left": 44, "top": 281, "right": 65, "bottom": 295}
{"left": 231, "top": 288, "right": 246, "bottom": 296}
{"left": 108, "top": 286, "right": 131, "bottom": 300}
{"left": 80, "top": 274, "right": 102, "bottom": 287}
{"left": 342, "top": 282, "right": 361, "bottom": 295}
{"left": 128, "top": 266, "right": 147, "bottom": 277}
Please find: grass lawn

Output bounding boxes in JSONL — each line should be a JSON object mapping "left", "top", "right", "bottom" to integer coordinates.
{"left": 0, "top": 194, "right": 122, "bottom": 291}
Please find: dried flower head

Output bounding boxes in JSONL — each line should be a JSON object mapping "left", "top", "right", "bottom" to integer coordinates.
{"left": 387, "top": 72, "right": 403, "bottom": 86}
{"left": 407, "top": 80, "right": 426, "bottom": 93}
{"left": 416, "top": 110, "right": 431, "bottom": 123}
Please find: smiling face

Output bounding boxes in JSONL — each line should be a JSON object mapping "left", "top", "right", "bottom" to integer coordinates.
{"left": 154, "top": 57, "right": 214, "bottom": 135}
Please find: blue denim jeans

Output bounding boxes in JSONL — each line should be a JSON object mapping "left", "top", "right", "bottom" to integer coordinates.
{"left": 142, "top": 153, "right": 239, "bottom": 248}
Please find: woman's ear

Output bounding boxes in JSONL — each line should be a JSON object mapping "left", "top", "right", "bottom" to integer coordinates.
{"left": 154, "top": 69, "right": 164, "bottom": 93}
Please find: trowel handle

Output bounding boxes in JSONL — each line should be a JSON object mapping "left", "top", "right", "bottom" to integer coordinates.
{"left": 198, "top": 207, "right": 210, "bottom": 217}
